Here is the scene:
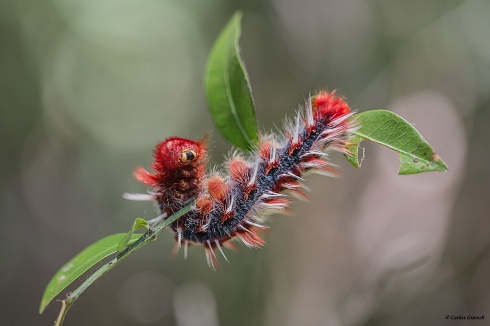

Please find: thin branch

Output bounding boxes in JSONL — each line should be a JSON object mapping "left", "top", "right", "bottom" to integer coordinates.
{"left": 54, "top": 300, "right": 70, "bottom": 326}
{"left": 54, "top": 202, "right": 194, "bottom": 326}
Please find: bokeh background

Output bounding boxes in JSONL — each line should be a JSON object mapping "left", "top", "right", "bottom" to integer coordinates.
{"left": 1, "top": 0, "right": 489, "bottom": 325}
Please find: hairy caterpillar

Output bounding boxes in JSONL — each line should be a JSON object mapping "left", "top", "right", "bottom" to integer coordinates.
{"left": 125, "top": 91, "right": 355, "bottom": 269}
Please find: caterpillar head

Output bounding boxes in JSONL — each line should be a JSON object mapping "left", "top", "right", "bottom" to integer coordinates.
{"left": 153, "top": 136, "right": 207, "bottom": 173}
{"left": 134, "top": 135, "right": 208, "bottom": 186}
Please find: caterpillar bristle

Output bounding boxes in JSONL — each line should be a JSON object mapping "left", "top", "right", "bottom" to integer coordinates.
{"left": 183, "top": 241, "right": 189, "bottom": 259}
{"left": 236, "top": 228, "right": 265, "bottom": 249}
{"left": 214, "top": 239, "right": 229, "bottom": 262}
{"left": 247, "top": 161, "right": 260, "bottom": 188}
{"left": 122, "top": 193, "right": 157, "bottom": 201}
{"left": 244, "top": 219, "right": 269, "bottom": 230}
{"left": 205, "top": 246, "right": 217, "bottom": 270}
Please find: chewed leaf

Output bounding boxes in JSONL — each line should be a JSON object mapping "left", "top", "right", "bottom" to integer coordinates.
{"left": 205, "top": 12, "right": 258, "bottom": 150}
{"left": 344, "top": 134, "right": 364, "bottom": 168}
{"left": 39, "top": 233, "right": 141, "bottom": 314}
{"left": 345, "top": 110, "right": 448, "bottom": 174}
{"left": 117, "top": 218, "right": 149, "bottom": 252}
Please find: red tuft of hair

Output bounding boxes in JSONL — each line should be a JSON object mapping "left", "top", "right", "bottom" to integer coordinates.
{"left": 312, "top": 90, "right": 351, "bottom": 118}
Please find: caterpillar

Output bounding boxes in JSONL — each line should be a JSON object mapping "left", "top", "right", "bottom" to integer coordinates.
{"left": 125, "top": 90, "right": 355, "bottom": 269}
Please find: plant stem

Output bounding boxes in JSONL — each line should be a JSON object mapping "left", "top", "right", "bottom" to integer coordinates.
{"left": 54, "top": 202, "right": 194, "bottom": 326}
{"left": 54, "top": 300, "right": 69, "bottom": 326}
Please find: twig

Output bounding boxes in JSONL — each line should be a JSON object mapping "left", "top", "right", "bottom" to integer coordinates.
{"left": 54, "top": 202, "right": 194, "bottom": 326}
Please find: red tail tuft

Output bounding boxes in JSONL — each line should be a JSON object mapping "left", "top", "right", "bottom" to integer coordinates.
{"left": 313, "top": 90, "right": 351, "bottom": 118}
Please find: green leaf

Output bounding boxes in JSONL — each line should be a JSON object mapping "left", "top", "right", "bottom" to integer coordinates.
{"left": 39, "top": 233, "right": 141, "bottom": 313}
{"left": 345, "top": 110, "right": 448, "bottom": 175}
{"left": 117, "top": 218, "right": 149, "bottom": 252}
{"left": 205, "top": 11, "right": 258, "bottom": 150}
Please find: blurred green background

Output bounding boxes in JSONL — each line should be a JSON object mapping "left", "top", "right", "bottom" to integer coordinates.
{"left": 1, "top": 0, "right": 489, "bottom": 325}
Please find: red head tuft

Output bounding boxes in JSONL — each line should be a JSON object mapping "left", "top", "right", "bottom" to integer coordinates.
{"left": 134, "top": 135, "right": 208, "bottom": 187}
